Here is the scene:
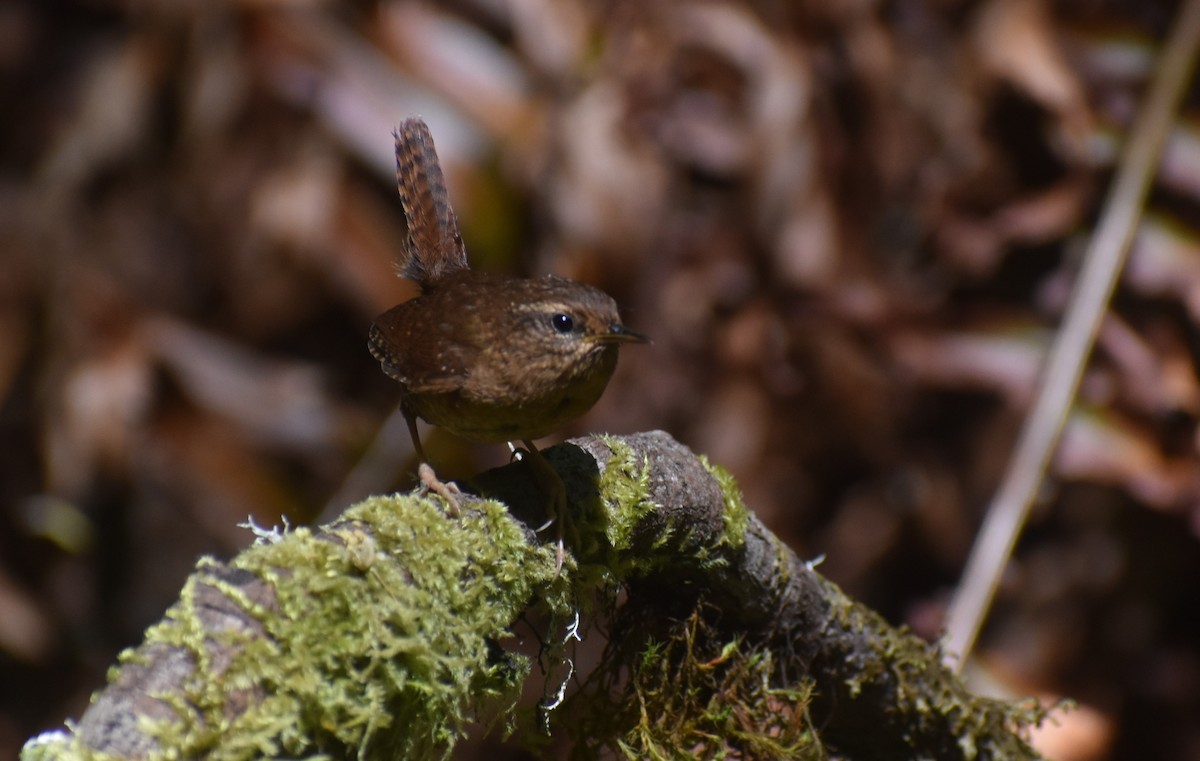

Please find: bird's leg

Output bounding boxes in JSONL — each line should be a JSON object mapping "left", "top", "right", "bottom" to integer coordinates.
{"left": 520, "top": 439, "right": 570, "bottom": 570}
{"left": 404, "top": 402, "right": 460, "bottom": 516}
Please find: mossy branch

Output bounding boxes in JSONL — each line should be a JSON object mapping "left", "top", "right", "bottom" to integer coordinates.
{"left": 24, "top": 431, "right": 1044, "bottom": 761}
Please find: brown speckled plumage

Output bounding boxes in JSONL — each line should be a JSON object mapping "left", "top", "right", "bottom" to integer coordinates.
{"left": 369, "top": 118, "right": 647, "bottom": 453}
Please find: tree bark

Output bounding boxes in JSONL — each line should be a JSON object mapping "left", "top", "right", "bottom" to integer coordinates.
{"left": 22, "top": 431, "right": 1043, "bottom": 761}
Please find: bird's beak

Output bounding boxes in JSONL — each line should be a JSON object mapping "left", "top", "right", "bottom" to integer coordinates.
{"left": 593, "top": 323, "right": 651, "bottom": 345}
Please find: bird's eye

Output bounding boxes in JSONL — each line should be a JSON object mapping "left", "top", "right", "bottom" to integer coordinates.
{"left": 551, "top": 313, "right": 575, "bottom": 333}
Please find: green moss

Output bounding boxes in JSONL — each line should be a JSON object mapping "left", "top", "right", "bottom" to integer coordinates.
{"left": 699, "top": 456, "right": 749, "bottom": 551}
{"left": 22, "top": 451, "right": 1049, "bottom": 761}
{"left": 38, "top": 493, "right": 559, "bottom": 761}
{"left": 547, "top": 435, "right": 660, "bottom": 593}
{"left": 820, "top": 576, "right": 1048, "bottom": 759}
{"left": 585, "top": 439, "right": 750, "bottom": 575}
{"left": 571, "top": 609, "right": 820, "bottom": 760}
{"left": 594, "top": 436, "right": 658, "bottom": 554}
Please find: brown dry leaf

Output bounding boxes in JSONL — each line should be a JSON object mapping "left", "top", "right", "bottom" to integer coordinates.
{"left": 1159, "top": 120, "right": 1200, "bottom": 204}
{"left": 43, "top": 321, "right": 155, "bottom": 499}
{"left": 1066, "top": 26, "right": 1153, "bottom": 87}
{"left": 1056, "top": 407, "right": 1192, "bottom": 509}
{"left": 1098, "top": 314, "right": 1200, "bottom": 417}
{"left": 1028, "top": 698, "right": 1115, "bottom": 761}
{"left": 935, "top": 213, "right": 1010, "bottom": 276}
{"left": 818, "top": 491, "right": 904, "bottom": 591}
{"left": 548, "top": 83, "right": 669, "bottom": 255}
{"left": 680, "top": 3, "right": 813, "bottom": 186}
{"left": 33, "top": 35, "right": 164, "bottom": 205}
{"left": 506, "top": 0, "right": 590, "bottom": 79}
{"left": 973, "top": 0, "right": 1092, "bottom": 157}
{"left": 806, "top": 325, "right": 896, "bottom": 440}
{"left": 715, "top": 301, "right": 786, "bottom": 371}
{"left": 775, "top": 191, "right": 841, "bottom": 291}
{"left": 993, "top": 175, "right": 1095, "bottom": 244}
{"left": 896, "top": 312, "right": 1200, "bottom": 433}
{"left": 178, "top": 12, "right": 248, "bottom": 142}
{"left": 0, "top": 272, "right": 32, "bottom": 406}
{"left": 1125, "top": 215, "right": 1200, "bottom": 322}
{"left": 144, "top": 317, "right": 345, "bottom": 451}
{"left": 891, "top": 323, "right": 1051, "bottom": 406}
{"left": 937, "top": 177, "right": 1094, "bottom": 276}
{"left": 970, "top": 657, "right": 1116, "bottom": 761}
{"left": 249, "top": 145, "right": 416, "bottom": 316}
{"left": 150, "top": 410, "right": 301, "bottom": 548}
{"left": 250, "top": 148, "right": 340, "bottom": 254}
{"left": 689, "top": 377, "right": 770, "bottom": 474}
{"left": 0, "top": 569, "right": 55, "bottom": 662}
{"left": 379, "top": 3, "right": 530, "bottom": 138}
{"left": 329, "top": 182, "right": 418, "bottom": 315}
{"left": 255, "top": 11, "right": 462, "bottom": 181}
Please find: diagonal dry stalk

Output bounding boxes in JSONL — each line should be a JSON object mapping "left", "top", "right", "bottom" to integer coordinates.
{"left": 943, "top": 0, "right": 1200, "bottom": 669}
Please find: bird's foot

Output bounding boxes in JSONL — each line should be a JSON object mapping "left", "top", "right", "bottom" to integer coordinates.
{"left": 417, "top": 461, "right": 462, "bottom": 517}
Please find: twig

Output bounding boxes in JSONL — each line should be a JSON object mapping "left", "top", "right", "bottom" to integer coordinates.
{"left": 27, "top": 433, "right": 1041, "bottom": 761}
{"left": 943, "top": 0, "right": 1200, "bottom": 669}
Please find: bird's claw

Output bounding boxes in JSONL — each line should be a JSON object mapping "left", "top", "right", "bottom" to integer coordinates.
{"left": 418, "top": 461, "right": 462, "bottom": 516}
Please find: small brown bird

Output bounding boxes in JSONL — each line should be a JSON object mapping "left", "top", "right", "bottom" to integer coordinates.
{"left": 368, "top": 118, "right": 647, "bottom": 546}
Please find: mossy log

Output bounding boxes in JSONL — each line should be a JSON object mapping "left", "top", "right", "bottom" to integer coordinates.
{"left": 23, "top": 431, "right": 1043, "bottom": 760}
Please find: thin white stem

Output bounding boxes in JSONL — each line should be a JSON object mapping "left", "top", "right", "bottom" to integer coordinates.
{"left": 943, "top": 0, "right": 1200, "bottom": 670}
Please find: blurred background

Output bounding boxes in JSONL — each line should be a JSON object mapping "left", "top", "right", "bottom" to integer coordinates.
{"left": 2, "top": 0, "right": 1199, "bottom": 758}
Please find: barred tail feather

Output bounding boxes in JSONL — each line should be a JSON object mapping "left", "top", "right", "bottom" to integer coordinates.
{"left": 393, "top": 118, "right": 468, "bottom": 289}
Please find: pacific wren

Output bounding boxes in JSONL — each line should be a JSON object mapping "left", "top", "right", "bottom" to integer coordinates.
{"left": 368, "top": 118, "right": 647, "bottom": 501}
